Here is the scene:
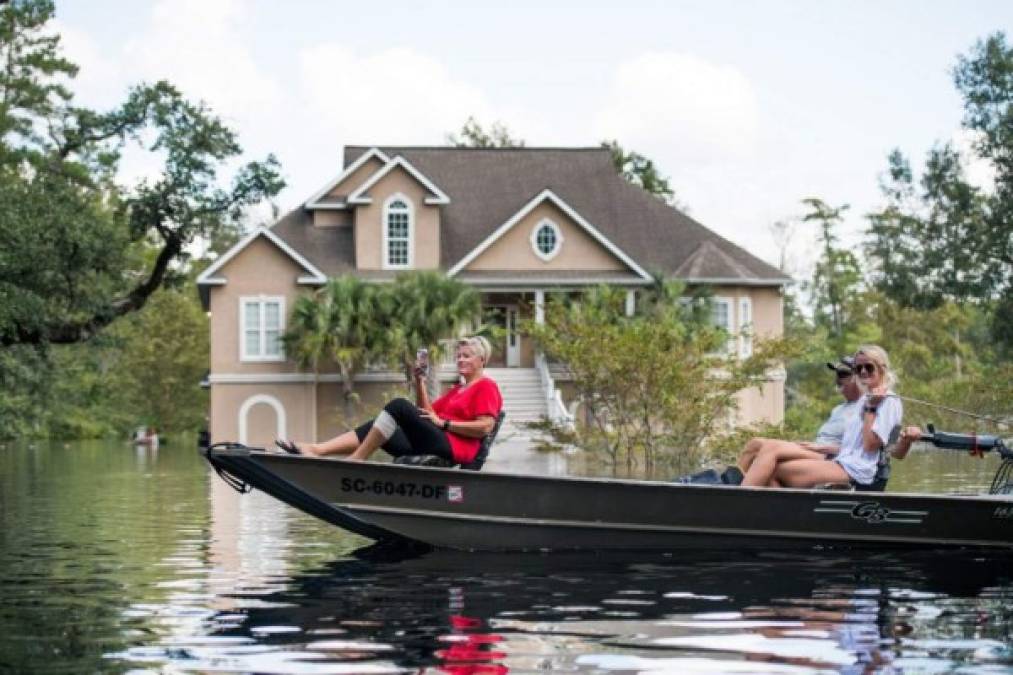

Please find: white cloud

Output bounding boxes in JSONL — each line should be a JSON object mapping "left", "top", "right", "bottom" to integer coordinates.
{"left": 121, "top": 0, "right": 281, "bottom": 124}
{"left": 298, "top": 44, "right": 493, "bottom": 146}
{"left": 593, "top": 52, "right": 759, "bottom": 164}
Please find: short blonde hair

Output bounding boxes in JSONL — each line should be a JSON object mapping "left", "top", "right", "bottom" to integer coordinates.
{"left": 855, "top": 344, "right": 898, "bottom": 389}
{"left": 457, "top": 335, "right": 492, "bottom": 364}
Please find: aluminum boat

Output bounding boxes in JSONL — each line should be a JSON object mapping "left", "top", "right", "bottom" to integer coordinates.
{"left": 201, "top": 428, "right": 1013, "bottom": 551}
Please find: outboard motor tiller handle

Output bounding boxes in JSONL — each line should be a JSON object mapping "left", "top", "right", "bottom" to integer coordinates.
{"left": 922, "top": 424, "right": 1008, "bottom": 457}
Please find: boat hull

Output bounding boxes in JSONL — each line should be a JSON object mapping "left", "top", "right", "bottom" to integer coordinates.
{"left": 203, "top": 447, "right": 1013, "bottom": 551}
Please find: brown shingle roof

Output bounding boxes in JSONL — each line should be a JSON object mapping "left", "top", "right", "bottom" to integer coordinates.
{"left": 271, "top": 146, "right": 790, "bottom": 285}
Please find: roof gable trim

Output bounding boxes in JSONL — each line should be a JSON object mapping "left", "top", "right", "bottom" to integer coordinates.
{"left": 447, "top": 189, "right": 652, "bottom": 280}
{"left": 304, "top": 147, "right": 390, "bottom": 209}
{"left": 196, "top": 226, "right": 328, "bottom": 286}
{"left": 347, "top": 155, "right": 450, "bottom": 205}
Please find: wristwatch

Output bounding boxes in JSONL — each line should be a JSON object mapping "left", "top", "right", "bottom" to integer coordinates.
{"left": 442, "top": 419, "right": 451, "bottom": 431}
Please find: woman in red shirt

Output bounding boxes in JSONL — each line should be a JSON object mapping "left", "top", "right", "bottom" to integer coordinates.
{"left": 276, "top": 336, "right": 502, "bottom": 465}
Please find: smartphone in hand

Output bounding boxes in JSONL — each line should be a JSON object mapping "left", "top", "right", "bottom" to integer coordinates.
{"left": 416, "top": 347, "right": 429, "bottom": 376}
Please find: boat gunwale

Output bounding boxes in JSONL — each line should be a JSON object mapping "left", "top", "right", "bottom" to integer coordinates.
{"left": 234, "top": 448, "right": 1013, "bottom": 505}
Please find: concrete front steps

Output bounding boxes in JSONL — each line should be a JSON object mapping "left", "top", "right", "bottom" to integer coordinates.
{"left": 483, "top": 368, "right": 549, "bottom": 433}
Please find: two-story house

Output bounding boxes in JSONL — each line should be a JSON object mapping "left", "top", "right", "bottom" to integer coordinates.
{"left": 197, "top": 146, "right": 791, "bottom": 447}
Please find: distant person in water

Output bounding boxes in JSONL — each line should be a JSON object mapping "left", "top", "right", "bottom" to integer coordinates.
{"left": 276, "top": 336, "right": 503, "bottom": 464}
{"left": 742, "top": 345, "right": 904, "bottom": 488}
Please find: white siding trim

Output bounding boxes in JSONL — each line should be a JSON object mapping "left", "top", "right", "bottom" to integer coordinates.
{"left": 238, "top": 394, "right": 286, "bottom": 445}
{"left": 739, "top": 296, "right": 753, "bottom": 358}
{"left": 239, "top": 295, "right": 286, "bottom": 362}
{"left": 381, "top": 193, "right": 414, "bottom": 270}
{"left": 347, "top": 156, "right": 450, "bottom": 205}
{"left": 447, "top": 189, "right": 651, "bottom": 280}
{"left": 197, "top": 227, "right": 327, "bottom": 286}
{"left": 210, "top": 371, "right": 457, "bottom": 383}
{"left": 303, "top": 147, "right": 389, "bottom": 209}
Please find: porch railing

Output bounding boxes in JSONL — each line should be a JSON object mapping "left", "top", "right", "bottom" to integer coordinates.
{"left": 536, "top": 351, "right": 575, "bottom": 430}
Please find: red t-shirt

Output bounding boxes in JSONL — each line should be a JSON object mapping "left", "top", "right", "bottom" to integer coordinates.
{"left": 432, "top": 377, "right": 503, "bottom": 463}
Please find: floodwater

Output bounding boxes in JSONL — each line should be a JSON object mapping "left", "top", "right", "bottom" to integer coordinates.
{"left": 1, "top": 440, "right": 1012, "bottom": 674}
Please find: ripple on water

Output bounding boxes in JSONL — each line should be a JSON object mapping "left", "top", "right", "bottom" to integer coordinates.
{"left": 1, "top": 441, "right": 1012, "bottom": 673}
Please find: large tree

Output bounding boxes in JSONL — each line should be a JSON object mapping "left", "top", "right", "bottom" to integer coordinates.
{"left": 866, "top": 32, "right": 1012, "bottom": 350}
{"left": 0, "top": 0, "right": 283, "bottom": 348}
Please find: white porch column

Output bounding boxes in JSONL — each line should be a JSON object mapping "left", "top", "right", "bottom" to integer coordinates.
{"left": 535, "top": 289, "right": 545, "bottom": 324}
{"left": 625, "top": 289, "right": 636, "bottom": 317}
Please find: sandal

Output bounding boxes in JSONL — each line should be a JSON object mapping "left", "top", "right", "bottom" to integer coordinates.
{"left": 274, "top": 439, "right": 302, "bottom": 455}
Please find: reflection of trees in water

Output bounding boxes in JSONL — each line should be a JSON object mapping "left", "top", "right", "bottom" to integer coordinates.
{"left": 202, "top": 547, "right": 1013, "bottom": 672}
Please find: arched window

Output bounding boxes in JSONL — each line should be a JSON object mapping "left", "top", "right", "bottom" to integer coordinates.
{"left": 384, "top": 195, "right": 412, "bottom": 268}
{"left": 530, "top": 218, "right": 563, "bottom": 261}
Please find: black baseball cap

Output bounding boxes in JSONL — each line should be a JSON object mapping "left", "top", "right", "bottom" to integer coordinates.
{"left": 826, "top": 356, "right": 855, "bottom": 376}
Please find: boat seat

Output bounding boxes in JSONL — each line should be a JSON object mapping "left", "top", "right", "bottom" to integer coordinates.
{"left": 393, "top": 411, "right": 506, "bottom": 471}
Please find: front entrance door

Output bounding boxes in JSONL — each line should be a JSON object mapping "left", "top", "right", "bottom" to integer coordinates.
{"left": 484, "top": 305, "right": 521, "bottom": 367}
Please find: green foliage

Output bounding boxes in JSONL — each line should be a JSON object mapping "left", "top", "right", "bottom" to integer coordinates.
{"left": 283, "top": 277, "right": 394, "bottom": 420}
{"left": 528, "top": 283, "right": 803, "bottom": 474}
{"left": 0, "top": 2, "right": 278, "bottom": 438}
{"left": 282, "top": 272, "right": 480, "bottom": 424}
{"left": 0, "top": 0, "right": 283, "bottom": 348}
{"left": 446, "top": 116, "right": 525, "bottom": 148}
{"left": 387, "top": 271, "right": 482, "bottom": 379}
{"left": 802, "top": 198, "right": 864, "bottom": 341}
{"left": 600, "top": 139, "right": 683, "bottom": 207}
{"left": 866, "top": 32, "right": 1012, "bottom": 351}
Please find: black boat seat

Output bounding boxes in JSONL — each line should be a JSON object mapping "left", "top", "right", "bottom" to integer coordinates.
{"left": 393, "top": 411, "right": 506, "bottom": 471}
{"left": 816, "top": 425, "right": 900, "bottom": 492}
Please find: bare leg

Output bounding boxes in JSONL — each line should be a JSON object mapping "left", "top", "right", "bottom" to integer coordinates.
{"left": 347, "top": 426, "right": 386, "bottom": 462}
{"left": 742, "top": 441, "right": 826, "bottom": 487}
{"left": 774, "top": 459, "right": 850, "bottom": 488}
{"left": 291, "top": 430, "right": 360, "bottom": 457}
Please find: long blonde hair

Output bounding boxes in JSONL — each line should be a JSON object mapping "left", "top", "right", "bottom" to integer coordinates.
{"left": 855, "top": 344, "right": 897, "bottom": 389}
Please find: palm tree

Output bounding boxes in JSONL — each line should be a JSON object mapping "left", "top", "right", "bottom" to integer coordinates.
{"left": 388, "top": 271, "right": 482, "bottom": 385}
{"left": 283, "top": 276, "right": 392, "bottom": 424}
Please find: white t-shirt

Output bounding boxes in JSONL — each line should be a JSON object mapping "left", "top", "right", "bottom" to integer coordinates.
{"left": 814, "top": 399, "right": 861, "bottom": 445}
{"left": 835, "top": 393, "right": 903, "bottom": 485}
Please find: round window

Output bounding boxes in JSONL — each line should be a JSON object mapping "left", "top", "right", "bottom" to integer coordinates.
{"left": 531, "top": 220, "right": 562, "bottom": 260}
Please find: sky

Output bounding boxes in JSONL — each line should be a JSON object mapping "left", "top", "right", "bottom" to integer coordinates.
{"left": 53, "top": 0, "right": 1012, "bottom": 280}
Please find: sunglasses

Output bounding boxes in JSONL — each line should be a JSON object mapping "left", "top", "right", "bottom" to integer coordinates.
{"left": 852, "top": 363, "right": 877, "bottom": 376}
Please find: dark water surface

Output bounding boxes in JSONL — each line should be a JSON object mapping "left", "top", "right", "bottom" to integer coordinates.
{"left": 2, "top": 441, "right": 1012, "bottom": 673}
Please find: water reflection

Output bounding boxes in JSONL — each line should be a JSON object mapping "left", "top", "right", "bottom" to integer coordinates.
{"left": 1, "top": 440, "right": 1012, "bottom": 673}
{"left": 142, "top": 545, "right": 1011, "bottom": 673}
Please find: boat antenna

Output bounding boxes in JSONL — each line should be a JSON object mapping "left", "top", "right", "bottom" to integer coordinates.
{"left": 898, "top": 394, "right": 1008, "bottom": 427}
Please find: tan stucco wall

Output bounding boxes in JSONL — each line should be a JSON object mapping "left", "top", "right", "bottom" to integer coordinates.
{"left": 353, "top": 167, "right": 441, "bottom": 270}
{"left": 735, "top": 380, "right": 785, "bottom": 427}
{"left": 210, "top": 383, "right": 314, "bottom": 448}
{"left": 708, "top": 285, "right": 784, "bottom": 339}
{"left": 207, "top": 236, "right": 313, "bottom": 374}
{"left": 323, "top": 155, "right": 385, "bottom": 200}
{"left": 466, "top": 201, "right": 626, "bottom": 271}
{"left": 312, "top": 209, "right": 352, "bottom": 227}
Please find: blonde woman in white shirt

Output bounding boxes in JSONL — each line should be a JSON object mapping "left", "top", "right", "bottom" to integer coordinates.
{"left": 742, "top": 345, "right": 903, "bottom": 488}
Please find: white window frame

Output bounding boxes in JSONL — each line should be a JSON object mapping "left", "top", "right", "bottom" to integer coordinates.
{"left": 382, "top": 193, "right": 413, "bottom": 270}
{"left": 712, "top": 296, "right": 735, "bottom": 355}
{"left": 529, "top": 218, "right": 563, "bottom": 262}
{"left": 739, "top": 296, "right": 753, "bottom": 358}
{"left": 239, "top": 295, "right": 286, "bottom": 362}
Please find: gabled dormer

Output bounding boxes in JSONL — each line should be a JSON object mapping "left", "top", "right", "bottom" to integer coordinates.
{"left": 345, "top": 154, "right": 449, "bottom": 271}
